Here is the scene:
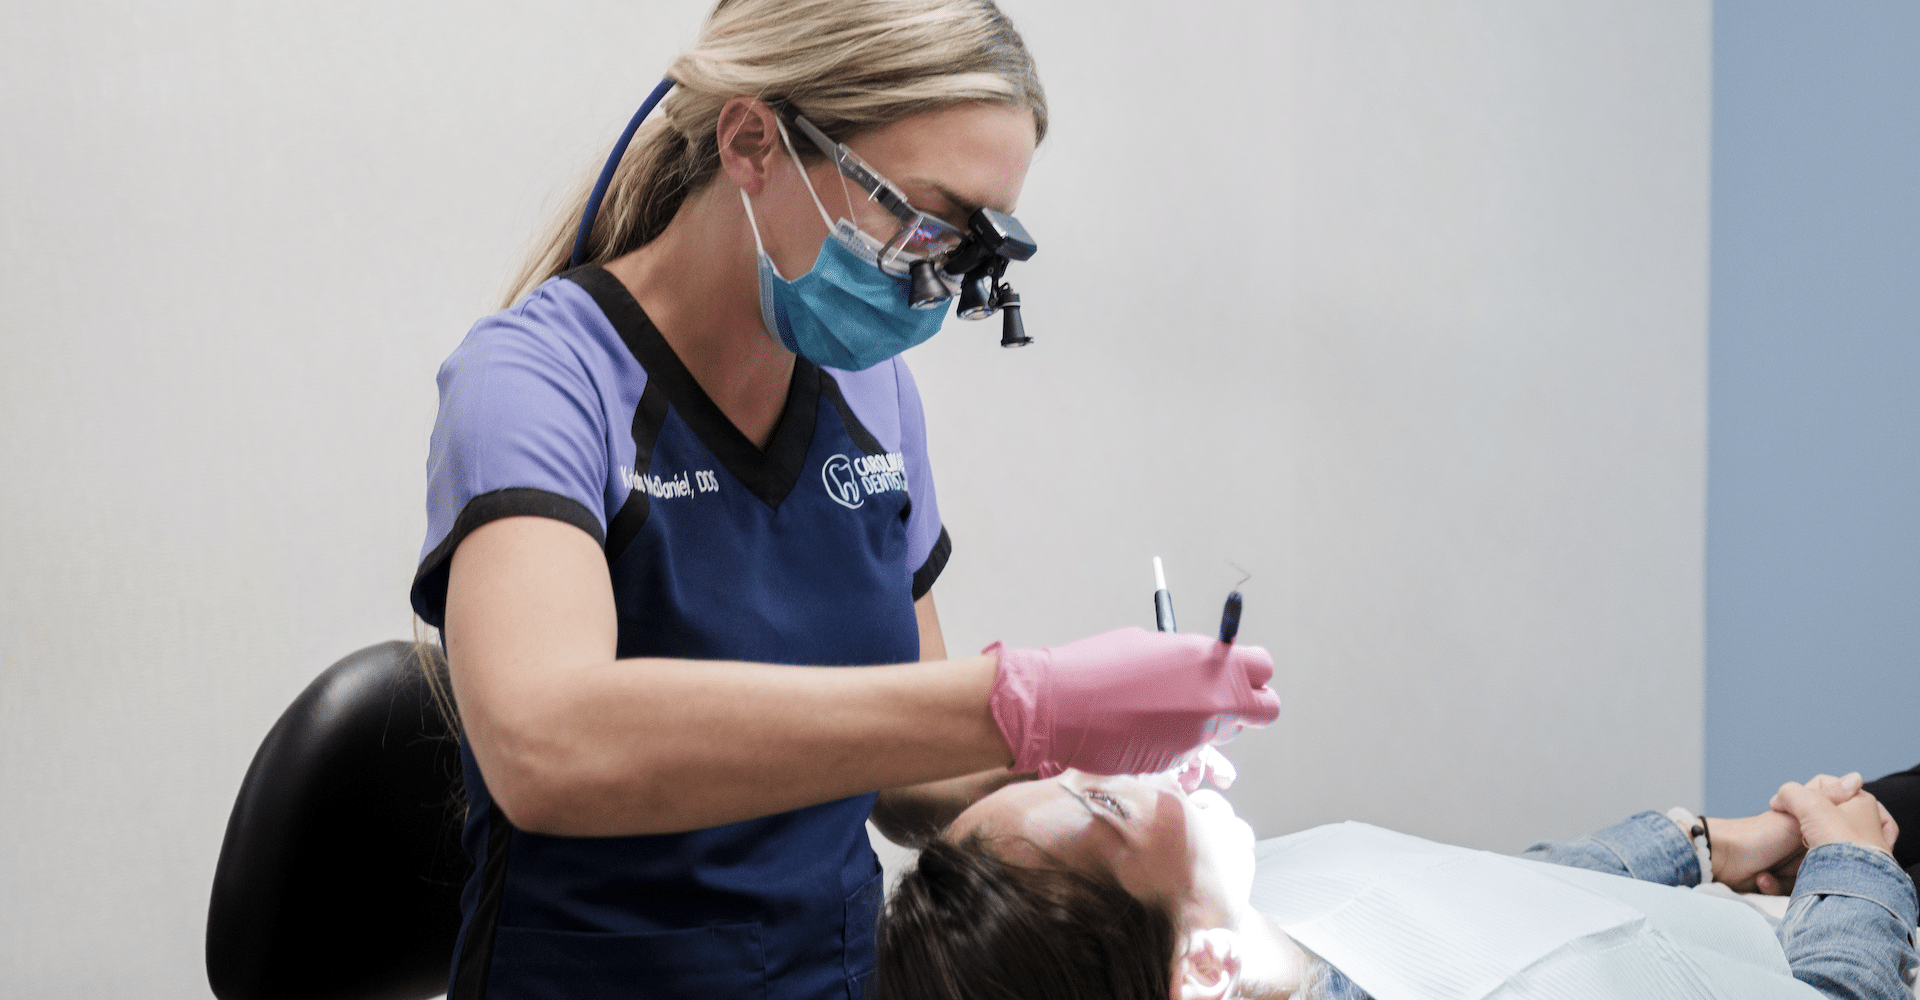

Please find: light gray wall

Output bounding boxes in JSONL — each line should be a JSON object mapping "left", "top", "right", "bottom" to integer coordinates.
{"left": 0, "top": 2, "right": 1708, "bottom": 995}
{"left": 926, "top": 0, "right": 1711, "bottom": 857}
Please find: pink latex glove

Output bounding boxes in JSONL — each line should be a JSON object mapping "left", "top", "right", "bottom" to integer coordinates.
{"left": 985, "top": 627, "right": 1281, "bottom": 778}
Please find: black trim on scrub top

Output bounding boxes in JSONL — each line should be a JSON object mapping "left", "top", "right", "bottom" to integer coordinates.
{"left": 559, "top": 264, "right": 955, "bottom": 600}
{"left": 410, "top": 487, "right": 606, "bottom": 629}
{"left": 817, "top": 372, "right": 889, "bottom": 460}
{"left": 604, "top": 377, "right": 671, "bottom": 565}
{"left": 813, "top": 353, "right": 912, "bottom": 531}
{"left": 817, "top": 367, "right": 951, "bottom": 600}
{"left": 448, "top": 804, "right": 515, "bottom": 1000}
{"left": 564, "top": 265, "right": 821, "bottom": 512}
{"left": 911, "top": 526, "right": 951, "bottom": 601}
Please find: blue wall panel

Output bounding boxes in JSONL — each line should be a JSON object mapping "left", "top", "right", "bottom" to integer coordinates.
{"left": 1707, "top": 1, "right": 1920, "bottom": 814}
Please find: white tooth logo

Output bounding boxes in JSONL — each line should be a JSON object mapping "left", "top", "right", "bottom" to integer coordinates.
{"left": 823, "top": 454, "right": 863, "bottom": 509}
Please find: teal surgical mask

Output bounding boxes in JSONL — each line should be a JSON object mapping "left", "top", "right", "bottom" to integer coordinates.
{"left": 738, "top": 127, "right": 948, "bottom": 371}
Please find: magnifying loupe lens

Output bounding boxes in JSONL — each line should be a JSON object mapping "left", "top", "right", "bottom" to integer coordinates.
{"left": 907, "top": 260, "right": 951, "bottom": 309}
{"left": 956, "top": 272, "right": 997, "bottom": 319}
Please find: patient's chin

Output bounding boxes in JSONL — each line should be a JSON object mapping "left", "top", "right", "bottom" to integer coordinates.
{"left": 1190, "top": 795, "right": 1258, "bottom": 909}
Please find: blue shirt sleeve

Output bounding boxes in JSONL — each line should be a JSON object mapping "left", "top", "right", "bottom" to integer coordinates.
{"left": 1519, "top": 810, "right": 1701, "bottom": 884}
{"left": 1777, "top": 843, "right": 1919, "bottom": 1000}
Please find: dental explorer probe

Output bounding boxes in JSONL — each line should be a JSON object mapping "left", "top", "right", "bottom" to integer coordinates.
{"left": 1218, "top": 591, "right": 1243, "bottom": 644}
{"left": 1152, "top": 557, "right": 1177, "bottom": 632}
{"left": 1154, "top": 556, "right": 1244, "bottom": 643}
{"left": 1219, "top": 564, "right": 1249, "bottom": 644}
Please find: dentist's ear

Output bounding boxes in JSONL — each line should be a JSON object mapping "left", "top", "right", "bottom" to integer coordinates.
{"left": 1174, "top": 927, "right": 1243, "bottom": 1000}
{"left": 715, "top": 98, "right": 782, "bottom": 196}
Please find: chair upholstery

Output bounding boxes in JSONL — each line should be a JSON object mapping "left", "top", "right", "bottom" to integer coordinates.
{"left": 207, "top": 641, "right": 469, "bottom": 1000}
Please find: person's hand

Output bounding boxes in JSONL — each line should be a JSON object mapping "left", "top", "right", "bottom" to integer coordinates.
{"left": 1772, "top": 772, "right": 1900, "bottom": 856}
{"left": 1794, "top": 773, "right": 1900, "bottom": 850}
{"left": 985, "top": 627, "right": 1281, "bottom": 778}
{"left": 1706, "top": 809, "right": 1804, "bottom": 893}
{"left": 1707, "top": 773, "right": 1893, "bottom": 894}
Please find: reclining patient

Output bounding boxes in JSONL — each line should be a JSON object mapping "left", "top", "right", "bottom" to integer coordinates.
{"left": 873, "top": 765, "right": 1918, "bottom": 1000}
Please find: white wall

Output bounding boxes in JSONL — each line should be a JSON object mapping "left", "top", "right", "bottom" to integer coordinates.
{"left": 915, "top": 0, "right": 1709, "bottom": 847}
{"left": 0, "top": 2, "right": 1708, "bottom": 996}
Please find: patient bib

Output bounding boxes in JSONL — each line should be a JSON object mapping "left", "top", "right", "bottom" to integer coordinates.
{"left": 1250, "top": 823, "right": 1822, "bottom": 1000}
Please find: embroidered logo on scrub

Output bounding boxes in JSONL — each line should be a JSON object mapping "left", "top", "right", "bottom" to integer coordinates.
{"left": 621, "top": 465, "right": 720, "bottom": 499}
{"left": 822, "top": 452, "right": 907, "bottom": 509}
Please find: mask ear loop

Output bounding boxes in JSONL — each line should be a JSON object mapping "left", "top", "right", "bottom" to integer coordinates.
{"left": 819, "top": 139, "right": 867, "bottom": 231}
{"left": 780, "top": 118, "right": 905, "bottom": 272}
{"left": 738, "top": 190, "right": 770, "bottom": 258}
{"left": 774, "top": 119, "right": 836, "bottom": 232}
{"left": 740, "top": 117, "right": 827, "bottom": 282}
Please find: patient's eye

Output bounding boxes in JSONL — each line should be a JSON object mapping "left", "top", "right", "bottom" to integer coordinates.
{"left": 1088, "top": 789, "right": 1129, "bottom": 819}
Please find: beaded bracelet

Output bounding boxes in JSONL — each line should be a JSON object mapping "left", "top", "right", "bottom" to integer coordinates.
{"left": 1666, "top": 807, "right": 1713, "bottom": 886}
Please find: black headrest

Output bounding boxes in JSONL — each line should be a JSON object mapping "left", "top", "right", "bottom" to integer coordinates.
{"left": 206, "top": 641, "right": 469, "bottom": 1000}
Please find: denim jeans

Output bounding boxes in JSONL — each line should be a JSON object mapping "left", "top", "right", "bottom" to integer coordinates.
{"left": 1522, "top": 811, "right": 1919, "bottom": 1000}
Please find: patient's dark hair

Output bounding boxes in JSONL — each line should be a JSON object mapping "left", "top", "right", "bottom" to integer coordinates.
{"left": 873, "top": 832, "right": 1180, "bottom": 1000}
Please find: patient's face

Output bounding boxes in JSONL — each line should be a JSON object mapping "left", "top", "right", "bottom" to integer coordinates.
{"left": 947, "top": 770, "right": 1258, "bottom": 931}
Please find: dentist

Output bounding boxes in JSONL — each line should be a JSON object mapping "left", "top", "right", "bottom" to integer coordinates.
{"left": 407, "top": 2, "right": 1279, "bottom": 997}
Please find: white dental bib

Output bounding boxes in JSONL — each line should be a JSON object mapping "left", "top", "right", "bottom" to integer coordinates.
{"left": 1249, "top": 823, "right": 1820, "bottom": 1000}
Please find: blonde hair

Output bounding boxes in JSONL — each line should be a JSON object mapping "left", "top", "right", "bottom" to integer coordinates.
{"left": 503, "top": 0, "right": 1047, "bottom": 308}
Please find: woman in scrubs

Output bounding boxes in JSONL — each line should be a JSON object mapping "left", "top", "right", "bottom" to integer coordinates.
{"left": 408, "top": 2, "right": 1280, "bottom": 997}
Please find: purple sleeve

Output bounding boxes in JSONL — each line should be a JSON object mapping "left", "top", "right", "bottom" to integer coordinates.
{"left": 891, "top": 358, "right": 949, "bottom": 596}
{"left": 409, "top": 304, "right": 619, "bottom": 628}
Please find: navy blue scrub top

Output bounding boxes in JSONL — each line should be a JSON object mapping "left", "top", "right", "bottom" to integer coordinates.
{"left": 411, "top": 265, "right": 952, "bottom": 999}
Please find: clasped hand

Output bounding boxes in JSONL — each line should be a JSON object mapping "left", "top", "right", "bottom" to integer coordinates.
{"left": 1706, "top": 771, "right": 1900, "bottom": 895}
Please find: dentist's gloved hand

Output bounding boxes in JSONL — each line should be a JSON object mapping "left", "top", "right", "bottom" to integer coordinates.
{"left": 985, "top": 627, "right": 1281, "bottom": 779}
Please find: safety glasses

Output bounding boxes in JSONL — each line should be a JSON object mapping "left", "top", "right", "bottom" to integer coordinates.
{"left": 787, "top": 113, "right": 970, "bottom": 278}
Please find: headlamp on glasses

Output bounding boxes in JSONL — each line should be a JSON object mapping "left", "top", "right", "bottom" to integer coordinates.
{"left": 788, "top": 113, "right": 1039, "bottom": 347}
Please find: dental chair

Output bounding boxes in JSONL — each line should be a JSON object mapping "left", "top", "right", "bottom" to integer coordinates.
{"left": 206, "top": 641, "right": 469, "bottom": 1000}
